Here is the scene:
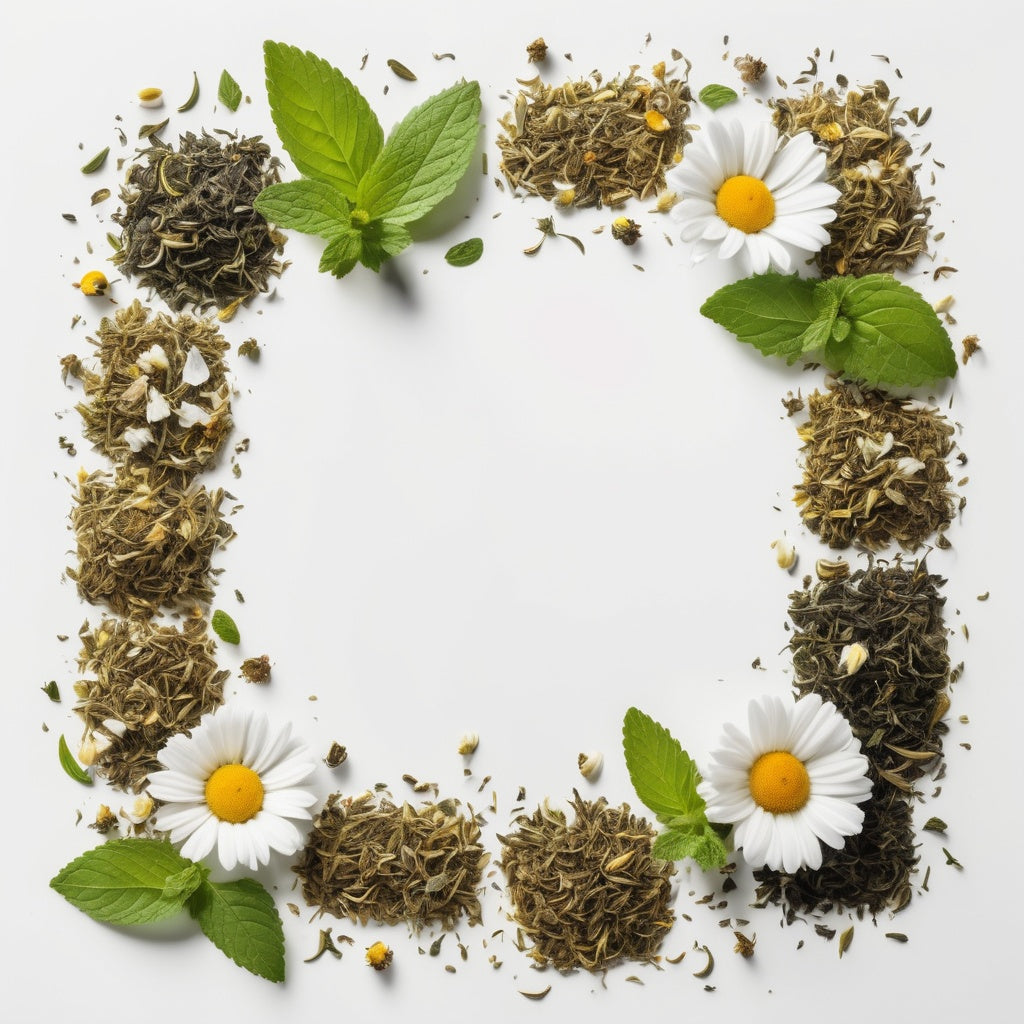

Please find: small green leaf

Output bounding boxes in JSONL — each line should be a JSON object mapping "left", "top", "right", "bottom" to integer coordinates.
{"left": 58, "top": 735, "right": 92, "bottom": 785}
{"left": 622, "top": 708, "right": 702, "bottom": 822}
{"left": 254, "top": 179, "right": 353, "bottom": 239}
{"left": 319, "top": 227, "right": 364, "bottom": 277}
{"left": 358, "top": 79, "right": 482, "bottom": 225}
{"left": 178, "top": 71, "right": 200, "bottom": 113}
{"left": 445, "top": 237, "right": 483, "bottom": 267}
{"left": 652, "top": 826, "right": 728, "bottom": 871}
{"left": 218, "top": 70, "right": 243, "bottom": 111}
{"left": 41, "top": 680, "right": 61, "bottom": 702}
{"left": 188, "top": 878, "right": 286, "bottom": 983}
{"left": 81, "top": 147, "right": 109, "bottom": 174}
{"left": 211, "top": 609, "right": 240, "bottom": 645}
{"left": 162, "top": 863, "right": 207, "bottom": 903}
{"left": 698, "top": 84, "right": 739, "bottom": 110}
{"left": 50, "top": 839, "right": 196, "bottom": 924}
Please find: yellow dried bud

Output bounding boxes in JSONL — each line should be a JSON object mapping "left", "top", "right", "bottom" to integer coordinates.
{"left": 137, "top": 87, "right": 164, "bottom": 108}
{"left": 816, "top": 121, "right": 845, "bottom": 142}
{"left": 652, "top": 60, "right": 666, "bottom": 79}
{"left": 366, "top": 941, "right": 393, "bottom": 971}
{"left": 457, "top": 732, "right": 479, "bottom": 755}
{"left": 771, "top": 538, "right": 797, "bottom": 571}
{"left": 555, "top": 188, "right": 576, "bottom": 207}
{"left": 645, "top": 109, "right": 671, "bottom": 132}
{"left": 78, "top": 270, "right": 109, "bottom": 296}
{"left": 839, "top": 642, "right": 869, "bottom": 676}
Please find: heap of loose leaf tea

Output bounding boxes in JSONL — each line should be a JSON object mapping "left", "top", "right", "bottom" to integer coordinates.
{"left": 497, "top": 65, "right": 692, "bottom": 207}
{"left": 498, "top": 791, "right": 675, "bottom": 971}
{"left": 773, "top": 81, "right": 930, "bottom": 277}
{"left": 295, "top": 791, "right": 488, "bottom": 931}
{"left": 68, "top": 466, "right": 234, "bottom": 618}
{"left": 793, "top": 379, "right": 957, "bottom": 550}
{"left": 74, "top": 616, "right": 228, "bottom": 791}
{"left": 112, "top": 131, "right": 287, "bottom": 312}
{"left": 72, "top": 299, "right": 232, "bottom": 482}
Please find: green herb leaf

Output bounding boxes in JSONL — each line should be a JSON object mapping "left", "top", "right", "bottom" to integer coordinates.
{"left": 445, "top": 237, "right": 484, "bottom": 267}
{"left": 188, "top": 878, "right": 286, "bottom": 983}
{"left": 178, "top": 71, "right": 200, "bottom": 112}
{"left": 701, "top": 273, "right": 819, "bottom": 365}
{"left": 218, "top": 70, "right": 243, "bottom": 111}
{"left": 357, "top": 79, "right": 481, "bottom": 224}
{"left": 162, "top": 863, "right": 207, "bottom": 903}
{"left": 623, "top": 708, "right": 701, "bottom": 820}
{"left": 211, "top": 609, "right": 240, "bottom": 645}
{"left": 58, "top": 734, "right": 92, "bottom": 785}
{"left": 652, "top": 826, "right": 729, "bottom": 872}
{"left": 263, "top": 41, "right": 383, "bottom": 201}
{"left": 357, "top": 220, "right": 414, "bottom": 272}
{"left": 319, "top": 226, "right": 364, "bottom": 277}
{"left": 81, "top": 147, "right": 109, "bottom": 174}
{"left": 42, "top": 680, "right": 61, "bottom": 702}
{"left": 254, "top": 179, "right": 353, "bottom": 239}
{"left": 825, "top": 274, "right": 957, "bottom": 388}
{"left": 698, "top": 84, "right": 739, "bottom": 110}
{"left": 50, "top": 839, "right": 197, "bottom": 924}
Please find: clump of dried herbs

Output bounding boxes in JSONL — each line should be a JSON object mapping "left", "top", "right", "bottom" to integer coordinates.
{"left": 497, "top": 65, "right": 692, "bottom": 208}
{"left": 112, "top": 131, "right": 287, "bottom": 312}
{"left": 73, "top": 299, "right": 232, "bottom": 482}
{"left": 498, "top": 791, "right": 675, "bottom": 971}
{"left": 793, "top": 379, "right": 956, "bottom": 550}
{"left": 295, "top": 791, "right": 488, "bottom": 931}
{"left": 754, "top": 557, "right": 950, "bottom": 915}
{"left": 772, "top": 81, "right": 931, "bottom": 277}
{"left": 73, "top": 616, "right": 228, "bottom": 791}
{"left": 68, "top": 467, "right": 235, "bottom": 618}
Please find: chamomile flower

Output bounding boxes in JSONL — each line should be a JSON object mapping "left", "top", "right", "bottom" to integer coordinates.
{"left": 667, "top": 117, "right": 840, "bottom": 274}
{"left": 698, "top": 693, "right": 872, "bottom": 873}
{"left": 147, "top": 706, "right": 318, "bottom": 872}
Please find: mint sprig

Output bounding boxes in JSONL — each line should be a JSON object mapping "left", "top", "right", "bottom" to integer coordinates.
{"left": 256, "top": 41, "right": 481, "bottom": 279}
{"left": 622, "top": 707, "right": 727, "bottom": 871}
{"left": 51, "top": 839, "right": 285, "bottom": 982}
{"left": 700, "top": 271, "right": 957, "bottom": 389}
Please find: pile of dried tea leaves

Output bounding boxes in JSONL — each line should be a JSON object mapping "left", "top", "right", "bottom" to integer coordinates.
{"left": 68, "top": 467, "right": 234, "bottom": 618}
{"left": 295, "top": 791, "right": 488, "bottom": 931}
{"left": 773, "top": 81, "right": 931, "bottom": 277}
{"left": 754, "top": 557, "right": 951, "bottom": 915}
{"left": 498, "top": 791, "right": 675, "bottom": 971}
{"left": 497, "top": 65, "right": 692, "bottom": 208}
{"left": 112, "top": 131, "right": 287, "bottom": 312}
{"left": 73, "top": 616, "right": 228, "bottom": 791}
{"left": 73, "top": 299, "right": 232, "bottom": 482}
{"left": 793, "top": 379, "right": 957, "bottom": 550}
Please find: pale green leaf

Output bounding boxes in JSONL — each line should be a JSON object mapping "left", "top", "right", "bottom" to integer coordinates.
{"left": 319, "top": 227, "right": 363, "bottom": 277}
{"left": 264, "top": 40, "right": 383, "bottom": 200}
{"left": 652, "top": 826, "right": 728, "bottom": 871}
{"left": 211, "top": 609, "right": 240, "bottom": 645}
{"left": 698, "top": 84, "right": 739, "bottom": 110}
{"left": 358, "top": 220, "right": 413, "bottom": 271}
{"left": 218, "top": 70, "right": 243, "bottom": 112}
{"left": 50, "top": 839, "right": 195, "bottom": 925}
{"left": 254, "top": 180, "right": 353, "bottom": 239}
{"left": 58, "top": 734, "right": 92, "bottom": 785}
{"left": 358, "top": 80, "right": 481, "bottom": 224}
{"left": 188, "top": 878, "right": 285, "bottom": 983}
{"left": 622, "top": 707, "right": 704, "bottom": 823}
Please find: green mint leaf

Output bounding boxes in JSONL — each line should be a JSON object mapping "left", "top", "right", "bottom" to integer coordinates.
{"left": 264, "top": 41, "right": 383, "bottom": 201}
{"left": 218, "top": 70, "right": 243, "bottom": 112}
{"left": 445, "top": 237, "right": 483, "bottom": 267}
{"left": 357, "top": 79, "right": 481, "bottom": 224}
{"left": 698, "top": 84, "right": 739, "bottom": 110}
{"left": 50, "top": 839, "right": 196, "bottom": 925}
{"left": 829, "top": 274, "right": 957, "bottom": 388}
{"left": 254, "top": 180, "right": 353, "bottom": 239}
{"left": 358, "top": 220, "right": 413, "bottom": 272}
{"left": 58, "top": 734, "right": 92, "bottom": 785}
{"left": 211, "top": 609, "right": 240, "bottom": 645}
{"left": 798, "top": 310, "right": 838, "bottom": 355}
{"left": 188, "top": 878, "right": 286, "bottom": 983}
{"left": 42, "top": 680, "right": 61, "bottom": 702}
{"left": 162, "top": 863, "right": 208, "bottom": 903}
{"left": 700, "top": 272, "right": 819, "bottom": 364}
{"left": 652, "top": 826, "right": 728, "bottom": 871}
{"left": 319, "top": 227, "right": 363, "bottom": 277}
{"left": 81, "top": 147, "right": 109, "bottom": 174}
{"left": 622, "top": 707, "right": 704, "bottom": 823}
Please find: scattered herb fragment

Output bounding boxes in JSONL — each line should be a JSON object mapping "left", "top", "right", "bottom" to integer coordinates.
{"left": 611, "top": 217, "right": 642, "bottom": 245}
{"left": 734, "top": 54, "right": 767, "bottom": 83}
{"left": 138, "top": 118, "right": 169, "bottom": 140}
{"left": 885, "top": 932, "right": 909, "bottom": 942}
{"left": 519, "top": 986, "right": 551, "bottom": 1000}
{"left": 444, "top": 237, "right": 483, "bottom": 267}
{"left": 923, "top": 816, "right": 948, "bottom": 833}
{"left": 526, "top": 38, "right": 548, "bottom": 63}
{"left": 323, "top": 742, "right": 348, "bottom": 768}
{"left": 211, "top": 609, "right": 241, "bottom": 645}
{"left": 698, "top": 83, "right": 738, "bottom": 109}
{"left": 305, "top": 927, "right": 343, "bottom": 962}
{"left": 218, "top": 70, "right": 243, "bottom": 111}
{"left": 692, "top": 944, "right": 714, "bottom": 977}
{"left": 81, "top": 147, "right": 109, "bottom": 174}
{"left": 386, "top": 58, "right": 416, "bottom": 81}
{"left": 240, "top": 655, "right": 271, "bottom": 683}
{"left": 58, "top": 735, "right": 93, "bottom": 785}
{"left": 942, "top": 847, "right": 963, "bottom": 868}
{"left": 41, "top": 680, "right": 61, "bottom": 702}
{"left": 365, "top": 941, "right": 393, "bottom": 970}
{"left": 838, "top": 926, "right": 854, "bottom": 958}
{"left": 178, "top": 72, "right": 200, "bottom": 112}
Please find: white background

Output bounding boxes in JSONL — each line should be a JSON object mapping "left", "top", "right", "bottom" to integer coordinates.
{"left": 3, "top": 1, "right": 1020, "bottom": 1019}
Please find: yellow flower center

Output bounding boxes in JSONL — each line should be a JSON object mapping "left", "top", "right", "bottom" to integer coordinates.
{"left": 205, "top": 763, "right": 264, "bottom": 823}
{"left": 715, "top": 174, "right": 776, "bottom": 233}
{"left": 748, "top": 751, "right": 810, "bottom": 814}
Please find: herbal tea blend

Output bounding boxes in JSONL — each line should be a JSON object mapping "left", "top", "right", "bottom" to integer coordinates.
{"left": 295, "top": 791, "right": 488, "bottom": 930}
{"left": 112, "top": 130, "right": 287, "bottom": 312}
{"left": 69, "top": 467, "right": 235, "bottom": 618}
{"left": 497, "top": 65, "right": 692, "bottom": 208}
{"left": 793, "top": 379, "right": 957, "bottom": 550}
{"left": 73, "top": 299, "right": 232, "bottom": 482}
{"left": 73, "top": 616, "right": 228, "bottom": 791}
{"left": 498, "top": 792, "right": 675, "bottom": 971}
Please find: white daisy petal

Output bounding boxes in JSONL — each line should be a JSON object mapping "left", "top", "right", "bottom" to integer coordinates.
{"left": 179, "top": 815, "right": 219, "bottom": 863}
{"left": 146, "top": 772, "right": 206, "bottom": 802}
{"left": 182, "top": 346, "right": 211, "bottom": 386}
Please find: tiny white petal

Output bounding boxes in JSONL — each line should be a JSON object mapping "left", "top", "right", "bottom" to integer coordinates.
{"left": 182, "top": 346, "right": 211, "bottom": 386}
{"left": 176, "top": 401, "right": 213, "bottom": 429}
{"left": 146, "top": 387, "right": 171, "bottom": 423}
{"left": 137, "top": 344, "right": 170, "bottom": 373}
{"left": 123, "top": 426, "right": 155, "bottom": 452}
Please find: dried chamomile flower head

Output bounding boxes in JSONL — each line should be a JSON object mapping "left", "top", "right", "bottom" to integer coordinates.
{"left": 457, "top": 732, "right": 479, "bottom": 755}
{"left": 77, "top": 270, "right": 109, "bottom": 296}
{"left": 365, "top": 941, "right": 393, "bottom": 971}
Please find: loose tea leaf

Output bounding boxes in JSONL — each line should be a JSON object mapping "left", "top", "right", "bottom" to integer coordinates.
{"left": 81, "top": 147, "right": 110, "bottom": 174}
{"left": 211, "top": 609, "right": 241, "bottom": 645}
{"left": 218, "top": 70, "right": 243, "bottom": 111}
{"left": 178, "top": 72, "right": 200, "bottom": 112}
{"left": 58, "top": 735, "right": 93, "bottom": 785}
{"left": 444, "top": 238, "right": 483, "bottom": 267}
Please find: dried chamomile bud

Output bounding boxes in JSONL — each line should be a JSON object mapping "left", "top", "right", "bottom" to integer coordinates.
{"left": 138, "top": 87, "right": 164, "bottom": 108}
{"left": 578, "top": 751, "right": 603, "bottom": 779}
{"left": 771, "top": 538, "right": 797, "bottom": 571}
{"left": 366, "top": 941, "right": 393, "bottom": 971}
{"left": 839, "top": 642, "right": 869, "bottom": 676}
{"left": 457, "top": 732, "right": 479, "bottom": 755}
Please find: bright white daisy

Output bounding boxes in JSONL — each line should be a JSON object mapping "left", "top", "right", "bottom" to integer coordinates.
{"left": 668, "top": 117, "right": 840, "bottom": 274}
{"left": 698, "top": 693, "right": 872, "bottom": 873}
{"left": 147, "top": 706, "right": 318, "bottom": 872}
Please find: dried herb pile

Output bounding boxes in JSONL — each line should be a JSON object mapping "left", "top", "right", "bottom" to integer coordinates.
{"left": 773, "top": 81, "right": 930, "bottom": 277}
{"left": 497, "top": 65, "right": 692, "bottom": 207}
{"left": 73, "top": 616, "right": 228, "bottom": 791}
{"left": 754, "top": 557, "right": 951, "bottom": 914}
{"left": 498, "top": 792, "right": 675, "bottom": 971}
{"left": 112, "top": 131, "right": 287, "bottom": 312}
{"left": 793, "top": 380, "right": 957, "bottom": 550}
{"left": 295, "top": 791, "right": 488, "bottom": 930}
{"left": 74, "top": 299, "right": 233, "bottom": 482}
